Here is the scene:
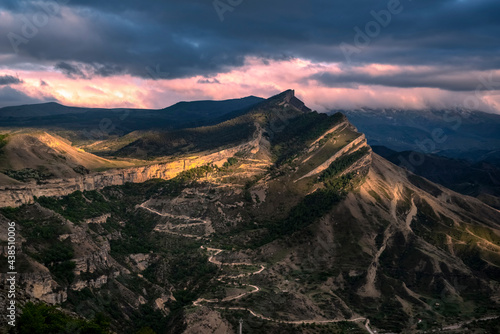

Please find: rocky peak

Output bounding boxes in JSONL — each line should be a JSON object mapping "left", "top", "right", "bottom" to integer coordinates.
{"left": 282, "top": 89, "right": 296, "bottom": 102}
{"left": 276, "top": 89, "right": 311, "bottom": 113}
{"left": 255, "top": 89, "right": 312, "bottom": 115}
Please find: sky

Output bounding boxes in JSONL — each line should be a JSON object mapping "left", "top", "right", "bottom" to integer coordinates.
{"left": 0, "top": 0, "right": 500, "bottom": 112}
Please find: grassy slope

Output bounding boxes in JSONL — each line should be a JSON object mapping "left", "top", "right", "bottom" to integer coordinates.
{"left": 0, "top": 131, "right": 145, "bottom": 181}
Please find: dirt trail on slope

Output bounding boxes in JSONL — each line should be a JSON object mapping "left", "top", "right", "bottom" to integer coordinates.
{"left": 139, "top": 202, "right": 214, "bottom": 238}
{"left": 140, "top": 201, "right": 376, "bottom": 331}
{"left": 192, "top": 246, "right": 265, "bottom": 306}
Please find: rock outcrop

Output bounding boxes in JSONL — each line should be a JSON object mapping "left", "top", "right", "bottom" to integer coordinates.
{"left": 0, "top": 137, "right": 261, "bottom": 208}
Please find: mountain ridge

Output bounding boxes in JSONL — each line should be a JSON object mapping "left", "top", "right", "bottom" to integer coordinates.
{"left": 373, "top": 145, "right": 500, "bottom": 210}
{"left": 0, "top": 90, "right": 499, "bottom": 333}
{"left": 0, "top": 96, "right": 266, "bottom": 118}
{"left": 337, "top": 108, "right": 500, "bottom": 159}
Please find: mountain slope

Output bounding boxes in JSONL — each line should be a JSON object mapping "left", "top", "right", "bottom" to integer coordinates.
{"left": 0, "top": 97, "right": 264, "bottom": 143}
{"left": 0, "top": 91, "right": 499, "bottom": 334}
{"left": 338, "top": 108, "right": 500, "bottom": 160}
{"left": 115, "top": 89, "right": 311, "bottom": 159}
{"left": 0, "top": 131, "right": 143, "bottom": 182}
{"left": 373, "top": 145, "right": 500, "bottom": 209}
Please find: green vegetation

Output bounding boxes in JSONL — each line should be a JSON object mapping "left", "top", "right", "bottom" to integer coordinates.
{"left": 223, "top": 157, "right": 238, "bottom": 168}
{"left": 368, "top": 189, "right": 382, "bottom": 203}
{"left": 317, "top": 132, "right": 336, "bottom": 147}
{"left": 270, "top": 188, "right": 343, "bottom": 237}
{"left": 128, "top": 305, "right": 170, "bottom": 334}
{"left": 410, "top": 198, "right": 500, "bottom": 281}
{"left": 253, "top": 170, "right": 364, "bottom": 247}
{"left": 295, "top": 128, "right": 361, "bottom": 178}
{"left": 0, "top": 206, "right": 75, "bottom": 283}
{"left": 18, "top": 302, "right": 110, "bottom": 334}
{"left": 144, "top": 251, "right": 216, "bottom": 286}
{"left": 37, "top": 190, "right": 114, "bottom": 223}
{"left": 36, "top": 180, "right": 184, "bottom": 223}
{"left": 136, "top": 326, "right": 157, "bottom": 334}
{"left": 467, "top": 224, "right": 500, "bottom": 245}
{"left": 64, "top": 279, "right": 170, "bottom": 334}
{"left": 5, "top": 167, "right": 53, "bottom": 182}
{"left": 41, "top": 241, "right": 76, "bottom": 284}
{"left": 319, "top": 147, "right": 369, "bottom": 183}
{"left": 117, "top": 115, "right": 256, "bottom": 158}
{"left": 175, "top": 164, "right": 217, "bottom": 182}
{"left": 174, "top": 158, "right": 240, "bottom": 182}
{"left": 29, "top": 179, "right": 223, "bottom": 332}
{"left": 9, "top": 217, "right": 69, "bottom": 242}
{"left": 73, "top": 165, "right": 90, "bottom": 175}
{"left": 272, "top": 112, "right": 344, "bottom": 166}
{"left": 9, "top": 179, "right": 186, "bottom": 288}
{"left": 0, "top": 133, "right": 8, "bottom": 151}
{"left": 323, "top": 173, "right": 358, "bottom": 192}
{"left": 109, "top": 209, "right": 163, "bottom": 255}
{"left": 464, "top": 317, "right": 500, "bottom": 332}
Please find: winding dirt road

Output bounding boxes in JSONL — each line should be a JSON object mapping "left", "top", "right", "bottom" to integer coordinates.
{"left": 140, "top": 202, "right": 375, "bottom": 332}
{"left": 139, "top": 202, "right": 212, "bottom": 239}
{"left": 193, "top": 246, "right": 264, "bottom": 305}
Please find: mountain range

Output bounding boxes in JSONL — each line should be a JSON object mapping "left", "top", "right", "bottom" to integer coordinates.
{"left": 338, "top": 108, "right": 500, "bottom": 162}
{"left": 0, "top": 91, "right": 499, "bottom": 333}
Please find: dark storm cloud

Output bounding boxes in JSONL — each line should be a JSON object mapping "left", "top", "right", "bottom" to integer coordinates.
{"left": 197, "top": 78, "right": 221, "bottom": 84}
{"left": 0, "top": 75, "right": 23, "bottom": 86}
{"left": 311, "top": 70, "right": 500, "bottom": 92}
{"left": 54, "top": 62, "right": 125, "bottom": 79}
{"left": 0, "top": 0, "right": 499, "bottom": 89}
{"left": 55, "top": 62, "right": 87, "bottom": 79}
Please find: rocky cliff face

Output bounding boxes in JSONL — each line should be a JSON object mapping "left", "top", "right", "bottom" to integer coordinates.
{"left": 0, "top": 200, "right": 175, "bottom": 330}
{"left": 0, "top": 134, "right": 263, "bottom": 208}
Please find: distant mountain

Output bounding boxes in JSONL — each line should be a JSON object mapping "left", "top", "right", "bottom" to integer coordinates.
{"left": 336, "top": 108, "right": 500, "bottom": 161}
{"left": 436, "top": 149, "right": 500, "bottom": 165}
{"left": 0, "top": 97, "right": 264, "bottom": 119}
{"left": 0, "top": 102, "right": 89, "bottom": 118}
{"left": 0, "top": 96, "right": 265, "bottom": 141}
{"left": 373, "top": 145, "right": 500, "bottom": 209}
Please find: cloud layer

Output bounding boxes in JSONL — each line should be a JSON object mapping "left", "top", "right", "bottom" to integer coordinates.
{"left": 0, "top": 0, "right": 499, "bottom": 111}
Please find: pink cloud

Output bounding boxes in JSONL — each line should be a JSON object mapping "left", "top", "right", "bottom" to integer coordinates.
{"left": 1, "top": 57, "right": 499, "bottom": 113}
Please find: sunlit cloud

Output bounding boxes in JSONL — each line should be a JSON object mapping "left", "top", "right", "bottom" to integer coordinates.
{"left": 1, "top": 57, "right": 499, "bottom": 113}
